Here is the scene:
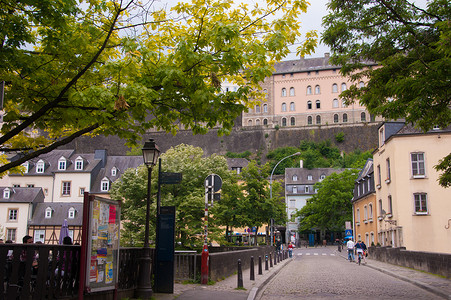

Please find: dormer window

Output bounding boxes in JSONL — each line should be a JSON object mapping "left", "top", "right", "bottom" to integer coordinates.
{"left": 45, "top": 207, "right": 53, "bottom": 219}
{"left": 320, "top": 174, "right": 326, "bottom": 181}
{"left": 3, "top": 188, "right": 11, "bottom": 199}
{"left": 58, "top": 157, "right": 67, "bottom": 170}
{"left": 307, "top": 175, "right": 312, "bottom": 181}
{"left": 75, "top": 156, "right": 84, "bottom": 170}
{"left": 293, "top": 186, "right": 298, "bottom": 193}
{"left": 292, "top": 175, "right": 298, "bottom": 181}
{"left": 36, "top": 159, "right": 45, "bottom": 173}
{"left": 111, "top": 167, "right": 117, "bottom": 177}
{"left": 101, "top": 177, "right": 110, "bottom": 192}
{"left": 68, "top": 207, "right": 76, "bottom": 219}
{"left": 22, "top": 162, "right": 29, "bottom": 173}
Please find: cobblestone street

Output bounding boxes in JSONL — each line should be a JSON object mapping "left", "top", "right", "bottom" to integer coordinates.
{"left": 258, "top": 247, "right": 444, "bottom": 300}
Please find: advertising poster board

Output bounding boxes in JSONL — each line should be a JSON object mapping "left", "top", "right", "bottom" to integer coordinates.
{"left": 82, "top": 194, "right": 121, "bottom": 293}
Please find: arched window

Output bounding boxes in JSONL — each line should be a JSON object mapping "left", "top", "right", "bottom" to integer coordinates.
{"left": 36, "top": 159, "right": 45, "bottom": 173}
{"left": 332, "top": 83, "right": 338, "bottom": 93}
{"left": 306, "top": 85, "right": 312, "bottom": 95}
{"left": 290, "top": 102, "right": 295, "bottom": 111}
{"left": 101, "top": 177, "right": 110, "bottom": 192}
{"left": 307, "top": 101, "right": 312, "bottom": 109}
{"left": 58, "top": 157, "right": 67, "bottom": 170}
{"left": 75, "top": 157, "right": 83, "bottom": 170}
{"left": 341, "top": 83, "right": 347, "bottom": 91}
{"left": 292, "top": 175, "right": 298, "bottom": 181}
{"left": 307, "top": 116, "right": 313, "bottom": 125}
{"left": 315, "top": 100, "right": 321, "bottom": 109}
{"left": 369, "top": 203, "right": 373, "bottom": 220}
{"left": 343, "top": 113, "right": 348, "bottom": 123}
{"left": 248, "top": 120, "right": 253, "bottom": 126}
{"left": 263, "top": 104, "right": 268, "bottom": 113}
{"left": 3, "top": 188, "right": 10, "bottom": 199}
{"left": 281, "top": 102, "right": 287, "bottom": 112}
{"left": 263, "top": 89, "right": 268, "bottom": 98}
{"left": 289, "top": 87, "right": 295, "bottom": 96}
{"left": 361, "top": 112, "right": 366, "bottom": 122}
{"left": 282, "top": 88, "right": 287, "bottom": 97}
{"left": 315, "top": 85, "right": 320, "bottom": 94}
{"left": 111, "top": 167, "right": 117, "bottom": 176}
{"left": 263, "top": 118, "right": 268, "bottom": 125}
{"left": 255, "top": 105, "right": 260, "bottom": 113}
{"left": 334, "top": 114, "right": 339, "bottom": 123}
{"left": 282, "top": 118, "right": 287, "bottom": 126}
{"left": 45, "top": 207, "right": 53, "bottom": 219}
{"left": 316, "top": 115, "right": 321, "bottom": 124}
{"left": 256, "top": 119, "right": 261, "bottom": 126}
{"left": 68, "top": 207, "right": 76, "bottom": 219}
{"left": 333, "top": 98, "right": 339, "bottom": 108}
{"left": 364, "top": 205, "right": 368, "bottom": 220}
{"left": 290, "top": 117, "right": 295, "bottom": 126}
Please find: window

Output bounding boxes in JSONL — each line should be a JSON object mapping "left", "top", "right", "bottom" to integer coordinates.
{"left": 281, "top": 88, "right": 287, "bottom": 97}
{"left": 307, "top": 116, "right": 312, "bottom": 125}
{"left": 232, "top": 167, "right": 242, "bottom": 174}
{"left": 316, "top": 100, "right": 321, "bottom": 109}
{"left": 377, "top": 165, "right": 381, "bottom": 187}
{"left": 332, "top": 83, "right": 338, "bottom": 93}
{"left": 388, "top": 195, "right": 393, "bottom": 216}
{"left": 341, "top": 83, "right": 347, "bottom": 91}
{"left": 411, "top": 153, "right": 425, "bottom": 177}
{"left": 320, "top": 174, "right": 326, "bottom": 181}
{"left": 282, "top": 74, "right": 286, "bottom": 78}
{"left": 386, "top": 158, "right": 391, "bottom": 182}
{"left": 101, "top": 178, "right": 110, "bottom": 192}
{"left": 44, "top": 188, "right": 48, "bottom": 196}
{"left": 8, "top": 209, "right": 18, "bottom": 221}
{"left": 22, "top": 162, "right": 29, "bottom": 173}
{"left": 315, "top": 85, "right": 320, "bottom": 94}
{"left": 379, "top": 128, "right": 385, "bottom": 146}
{"left": 282, "top": 118, "right": 287, "bottom": 126}
{"left": 306, "top": 86, "right": 312, "bottom": 95}
{"left": 256, "top": 119, "right": 260, "bottom": 126}
{"left": 305, "top": 186, "right": 310, "bottom": 193}
{"left": 334, "top": 114, "right": 339, "bottom": 123}
{"left": 292, "top": 175, "right": 298, "bottom": 181}
{"left": 7, "top": 228, "right": 16, "bottom": 242}
{"left": 45, "top": 207, "right": 53, "bottom": 219}
{"left": 289, "top": 87, "right": 295, "bottom": 96}
{"left": 27, "top": 184, "right": 34, "bottom": 188}
{"left": 316, "top": 115, "right": 321, "bottom": 125}
{"left": 414, "top": 193, "right": 428, "bottom": 214}
{"left": 62, "top": 181, "right": 71, "bottom": 196}
{"left": 290, "top": 117, "right": 295, "bottom": 126}
{"left": 364, "top": 205, "right": 368, "bottom": 221}
{"left": 3, "top": 188, "right": 10, "bottom": 199}
{"left": 248, "top": 120, "right": 253, "bottom": 126}
{"left": 34, "top": 230, "right": 45, "bottom": 243}
{"left": 68, "top": 207, "right": 76, "bottom": 219}
{"left": 263, "top": 119, "right": 268, "bottom": 125}
{"left": 293, "top": 186, "right": 298, "bottom": 193}
{"left": 368, "top": 204, "right": 373, "bottom": 221}
{"left": 263, "top": 104, "right": 268, "bottom": 113}
{"left": 58, "top": 157, "right": 66, "bottom": 170}
{"left": 307, "top": 175, "right": 312, "bottom": 181}
{"left": 290, "top": 200, "right": 296, "bottom": 208}
{"left": 356, "top": 208, "right": 360, "bottom": 224}
{"left": 378, "top": 200, "right": 383, "bottom": 217}
{"left": 111, "top": 167, "right": 117, "bottom": 176}
{"left": 361, "top": 112, "right": 366, "bottom": 122}
{"left": 36, "top": 159, "right": 45, "bottom": 173}
{"left": 255, "top": 105, "right": 260, "bottom": 113}
{"left": 307, "top": 101, "right": 312, "bottom": 110}
{"left": 75, "top": 157, "right": 83, "bottom": 170}
{"left": 333, "top": 99, "right": 339, "bottom": 108}
{"left": 79, "top": 187, "right": 85, "bottom": 196}
{"left": 263, "top": 89, "right": 268, "bottom": 98}
{"left": 282, "top": 103, "right": 287, "bottom": 112}
{"left": 290, "top": 102, "right": 295, "bottom": 111}
{"left": 12, "top": 184, "right": 20, "bottom": 187}
{"left": 343, "top": 113, "right": 348, "bottom": 123}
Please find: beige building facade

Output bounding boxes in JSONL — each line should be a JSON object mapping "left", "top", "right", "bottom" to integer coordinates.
{"left": 373, "top": 122, "right": 451, "bottom": 253}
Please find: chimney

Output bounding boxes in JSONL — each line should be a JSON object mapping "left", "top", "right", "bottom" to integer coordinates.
{"left": 94, "top": 149, "right": 107, "bottom": 168}
{"left": 300, "top": 160, "right": 303, "bottom": 169}
{"left": 325, "top": 52, "right": 330, "bottom": 58}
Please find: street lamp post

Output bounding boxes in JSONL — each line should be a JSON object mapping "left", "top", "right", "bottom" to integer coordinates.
{"left": 135, "top": 139, "right": 160, "bottom": 299}
{"left": 269, "top": 152, "right": 301, "bottom": 246}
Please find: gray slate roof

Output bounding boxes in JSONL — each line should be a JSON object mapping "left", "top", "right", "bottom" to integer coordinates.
{"left": 356, "top": 159, "right": 373, "bottom": 182}
{"left": 0, "top": 187, "right": 44, "bottom": 203}
{"left": 274, "top": 56, "right": 376, "bottom": 74}
{"left": 285, "top": 168, "right": 345, "bottom": 185}
{"left": 28, "top": 202, "right": 83, "bottom": 226}
{"left": 226, "top": 158, "right": 249, "bottom": 169}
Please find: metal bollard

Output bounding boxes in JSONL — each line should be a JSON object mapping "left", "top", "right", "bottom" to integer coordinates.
{"left": 237, "top": 259, "right": 243, "bottom": 288}
{"left": 270, "top": 253, "right": 273, "bottom": 267}
{"left": 258, "top": 256, "right": 263, "bottom": 275}
{"left": 250, "top": 256, "right": 255, "bottom": 281}
{"left": 265, "top": 255, "right": 269, "bottom": 270}
{"left": 274, "top": 251, "right": 277, "bottom": 265}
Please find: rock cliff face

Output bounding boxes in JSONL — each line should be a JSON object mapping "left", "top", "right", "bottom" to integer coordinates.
{"left": 62, "top": 123, "right": 380, "bottom": 160}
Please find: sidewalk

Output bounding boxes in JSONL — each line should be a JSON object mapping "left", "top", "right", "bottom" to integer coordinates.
{"left": 336, "top": 249, "right": 451, "bottom": 299}
{"left": 153, "top": 255, "right": 293, "bottom": 300}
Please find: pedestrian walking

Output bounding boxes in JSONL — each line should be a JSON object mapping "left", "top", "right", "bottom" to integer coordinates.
{"left": 288, "top": 242, "right": 294, "bottom": 258}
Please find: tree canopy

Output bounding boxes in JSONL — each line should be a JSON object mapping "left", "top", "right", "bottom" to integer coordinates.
{"left": 0, "top": 0, "right": 315, "bottom": 176}
{"left": 322, "top": 0, "right": 451, "bottom": 186}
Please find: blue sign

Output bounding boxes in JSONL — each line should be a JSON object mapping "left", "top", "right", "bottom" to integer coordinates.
{"left": 345, "top": 229, "right": 353, "bottom": 236}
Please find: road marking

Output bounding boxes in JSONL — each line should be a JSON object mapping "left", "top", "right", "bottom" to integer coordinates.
{"left": 314, "top": 253, "right": 319, "bottom": 256}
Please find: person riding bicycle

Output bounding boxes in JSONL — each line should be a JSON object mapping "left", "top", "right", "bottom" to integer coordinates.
{"left": 355, "top": 239, "right": 367, "bottom": 264}
{"left": 346, "top": 238, "right": 355, "bottom": 262}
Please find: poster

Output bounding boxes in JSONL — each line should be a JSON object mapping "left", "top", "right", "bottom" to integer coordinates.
{"left": 85, "top": 196, "right": 120, "bottom": 292}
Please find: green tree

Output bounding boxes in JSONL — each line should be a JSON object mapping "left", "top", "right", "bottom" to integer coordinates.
{"left": 294, "top": 169, "right": 358, "bottom": 232}
{"left": 0, "top": 0, "right": 315, "bottom": 176}
{"left": 322, "top": 0, "right": 451, "bottom": 186}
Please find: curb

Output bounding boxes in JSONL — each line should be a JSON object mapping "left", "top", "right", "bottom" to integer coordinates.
{"left": 248, "top": 258, "right": 293, "bottom": 300}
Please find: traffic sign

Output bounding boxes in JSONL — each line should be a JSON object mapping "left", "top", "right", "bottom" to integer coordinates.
{"left": 205, "top": 174, "right": 222, "bottom": 192}
{"left": 345, "top": 229, "right": 353, "bottom": 236}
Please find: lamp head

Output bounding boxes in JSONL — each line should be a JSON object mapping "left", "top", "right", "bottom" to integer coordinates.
{"left": 142, "top": 139, "right": 160, "bottom": 167}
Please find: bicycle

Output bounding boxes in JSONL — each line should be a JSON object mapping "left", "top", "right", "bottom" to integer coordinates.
{"left": 357, "top": 250, "right": 363, "bottom": 265}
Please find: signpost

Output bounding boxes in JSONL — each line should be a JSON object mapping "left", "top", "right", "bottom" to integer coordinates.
{"left": 201, "top": 174, "right": 222, "bottom": 285}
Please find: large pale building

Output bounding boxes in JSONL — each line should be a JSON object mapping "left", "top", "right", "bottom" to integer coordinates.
{"left": 373, "top": 122, "right": 451, "bottom": 253}
{"left": 243, "top": 54, "right": 381, "bottom": 128}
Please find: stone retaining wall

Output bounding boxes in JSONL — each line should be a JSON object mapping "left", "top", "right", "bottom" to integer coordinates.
{"left": 369, "top": 246, "right": 451, "bottom": 279}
